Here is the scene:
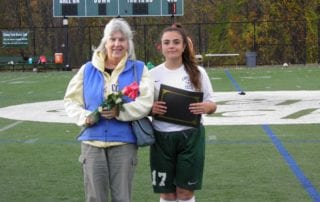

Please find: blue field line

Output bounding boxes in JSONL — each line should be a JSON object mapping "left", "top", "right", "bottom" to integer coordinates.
{"left": 206, "top": 140, "right": 271, "bottom": 145}
{"left": 206, "top": 139, "right": 320, "bottom": 145}
{"left": 1, "top": 138, "right": 320, "bottom": 145}
{"left": 262, "top": 125, "right": 320, "bottom": 202}
{"left": 224, "top": 69, "right": 245, "bottom": 94}
{"left": 0, "top": 138, "right": 78, "bottom": 145}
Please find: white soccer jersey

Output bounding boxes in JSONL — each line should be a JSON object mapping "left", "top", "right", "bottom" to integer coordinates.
{"left": 150, "top": 63, "right": 215, "bottom": 132}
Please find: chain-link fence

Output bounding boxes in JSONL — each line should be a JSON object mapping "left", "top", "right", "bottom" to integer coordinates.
{"left": 1, "top": 19, "right": 319, "bottom": 69}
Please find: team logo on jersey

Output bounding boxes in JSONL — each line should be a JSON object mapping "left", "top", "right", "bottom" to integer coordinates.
{"left": 182, "top": 76, "right": 193, "bottom": 90}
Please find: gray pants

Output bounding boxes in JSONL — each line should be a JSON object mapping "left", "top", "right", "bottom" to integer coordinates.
{"left": 79, "top": 143, "right": 138, "bottom": 202}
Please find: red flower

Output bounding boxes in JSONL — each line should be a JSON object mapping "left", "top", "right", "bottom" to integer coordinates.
{"left": 122, "top": 81, "right": 139, "bottom": 100}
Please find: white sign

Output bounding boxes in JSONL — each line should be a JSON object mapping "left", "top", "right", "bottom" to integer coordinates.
{"left": 2, "top": 31, "right": 29, "bottom": 47}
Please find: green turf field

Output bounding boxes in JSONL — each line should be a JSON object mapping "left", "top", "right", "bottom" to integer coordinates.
{"left": 0, "top": 65, "right": 319, "bottom": 201}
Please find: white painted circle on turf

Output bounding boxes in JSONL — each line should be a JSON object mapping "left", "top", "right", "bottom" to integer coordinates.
{"left": 0, "top": 91, "right": 319, "bottom": 125}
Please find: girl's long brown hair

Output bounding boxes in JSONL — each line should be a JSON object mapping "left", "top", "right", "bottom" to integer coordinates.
{"left": 160, "top": 24, "right": 201, "bottom": 91}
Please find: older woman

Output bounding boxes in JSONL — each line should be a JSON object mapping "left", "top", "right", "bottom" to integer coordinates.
{"left": 64, "top": 18, "right": 154, "bottom": 202}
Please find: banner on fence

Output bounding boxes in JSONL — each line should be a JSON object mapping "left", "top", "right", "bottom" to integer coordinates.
{"left": 2, "top": 31, "right": 29, "bottom": 47}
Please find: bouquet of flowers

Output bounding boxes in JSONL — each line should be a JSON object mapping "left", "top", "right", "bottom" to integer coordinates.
{"left": 86, "top": 81, "right": 139, "bottom": 126}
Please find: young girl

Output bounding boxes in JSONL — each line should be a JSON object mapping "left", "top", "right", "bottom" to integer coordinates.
{"left": 150, "top": 25, "right": 217, "bottom": 202}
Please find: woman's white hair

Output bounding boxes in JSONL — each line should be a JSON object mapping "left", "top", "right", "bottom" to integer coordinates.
{"left": 95, "top": 18, "right": 136, "bottom": 60}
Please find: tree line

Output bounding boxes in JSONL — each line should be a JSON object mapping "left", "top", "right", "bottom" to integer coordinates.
{"left": 0, "top": 0, "right": 319, "bottom": 67}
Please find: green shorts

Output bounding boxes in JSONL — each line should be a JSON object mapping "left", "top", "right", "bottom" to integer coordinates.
{"left": 150, "top": 126, "right": 205, "bottom": 193}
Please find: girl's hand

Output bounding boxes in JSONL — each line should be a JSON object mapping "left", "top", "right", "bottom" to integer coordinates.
{"left": 152, "top": 101, "right": 167, "bottom": 115}
{"left": 189, "top": 101, "right": 217, "bottom": 115}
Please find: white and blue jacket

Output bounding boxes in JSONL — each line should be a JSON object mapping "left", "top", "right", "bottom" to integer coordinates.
{"left": 78, "top": 60, "right": 144, "bottom": 143}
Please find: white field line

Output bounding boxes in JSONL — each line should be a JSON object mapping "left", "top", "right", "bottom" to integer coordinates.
{"left": 0, "top": 121, "right": 23, "bottom": 132}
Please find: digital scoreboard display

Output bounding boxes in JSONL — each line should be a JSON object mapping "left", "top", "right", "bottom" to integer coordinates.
{"left": 53, "top": 0, "right": 183, "bottom": 17}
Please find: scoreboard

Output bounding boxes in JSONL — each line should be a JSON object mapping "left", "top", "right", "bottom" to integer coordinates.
{"left": 53, "top": 0, "right": 184, "bottom": 17}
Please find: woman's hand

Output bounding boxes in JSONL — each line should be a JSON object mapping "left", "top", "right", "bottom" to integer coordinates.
{"left": 100, "top": 107, "right": 119, "bottom": 119}
{"left": 189, "top": 101, "right": 217, "bottom": 115}
{"left": 85, "top": 115, "right": 95, "bottom": 126}
{"left": 152, "top": 101, "right": 167, "bottom": 115}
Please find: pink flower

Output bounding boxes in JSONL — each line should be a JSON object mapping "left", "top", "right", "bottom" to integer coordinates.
{"left": 122, "top": 81, "right": 139, "bottom": 100}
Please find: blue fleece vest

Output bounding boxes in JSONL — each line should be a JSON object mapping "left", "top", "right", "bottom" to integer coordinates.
{"left": 78, "top": 60, "right": 144, "bottom": 143}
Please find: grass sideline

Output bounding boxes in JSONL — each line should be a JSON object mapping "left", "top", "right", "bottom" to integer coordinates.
{"left": 0, "top": 65, "right": 319, "bottom": 201}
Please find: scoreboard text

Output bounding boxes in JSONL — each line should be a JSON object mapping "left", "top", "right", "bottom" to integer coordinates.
{"left": 53, "top": 0, "right": 184, "bottom": 17}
